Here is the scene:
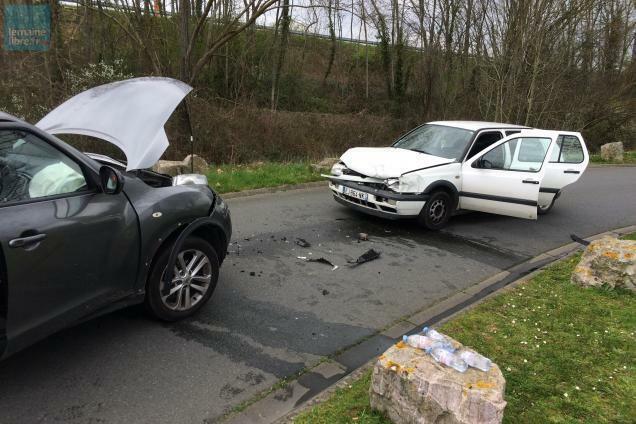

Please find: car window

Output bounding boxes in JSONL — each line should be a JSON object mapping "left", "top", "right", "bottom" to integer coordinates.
{"left": 478, "top": 137, "right": 551, "bottom": 172}
{"left": 392, "top": 124, "right": 473, "bottom": 160}
{"left": 0, "top": 130, "right": 88, "bottom": 204}
{"left": 549, "top": 135, "right": 584, "bottom": 163}
{"left": 466, "top": 131, "right": 503, "bottom": 159}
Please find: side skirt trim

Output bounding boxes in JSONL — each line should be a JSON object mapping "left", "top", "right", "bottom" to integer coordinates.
{"left": 539, "top": 187, "right": 560, "bottom": 193}
{"left": 459, "top": 191, "right": 537, "bottom": 207}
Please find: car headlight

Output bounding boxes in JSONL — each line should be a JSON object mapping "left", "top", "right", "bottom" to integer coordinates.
{"left": 331, "top": 162, "right": 347, "bottom": 176}
{"left": 172, "top": 174, "right": 209, "bottom": 186}
{"left": 384, "top": 178, "right": 400, "bottom": 191}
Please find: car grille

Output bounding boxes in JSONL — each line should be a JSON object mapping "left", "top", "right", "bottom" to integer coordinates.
{"left": 338, "top": 169, "right": 389, "bottom": 190}
{"left": 342, "top": 168, "right": 366, "bottom": 177}
{"left": 335, "top": 191, "right": 397, "bottom": 214}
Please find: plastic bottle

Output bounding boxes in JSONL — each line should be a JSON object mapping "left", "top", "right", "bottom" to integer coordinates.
{"left": 428, "top": 347, "right": 468, "bottom": 373}
{"left": 403, "top": 335, "right": 454, "bottom": 351}
{"left": 402, "top": 334, "right": 438, "bottom": 350}
{"left": 422, "top": 327, "right": 452, "bottom": 344}
{"left": 458, "top": 350, "right": 492, "bottom": 372}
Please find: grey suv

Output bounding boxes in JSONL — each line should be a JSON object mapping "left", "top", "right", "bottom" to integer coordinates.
{"left": 0, "top": 79, "right": 231, "bottom": 359}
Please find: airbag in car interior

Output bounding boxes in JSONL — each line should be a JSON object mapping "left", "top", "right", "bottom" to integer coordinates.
{"left": 28, "top": 162, "right": 85, "bottom": 198}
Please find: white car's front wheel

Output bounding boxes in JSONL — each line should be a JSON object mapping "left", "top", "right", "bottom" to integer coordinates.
{"left": 418, "top": 191, "right": 453, "bottom": 230}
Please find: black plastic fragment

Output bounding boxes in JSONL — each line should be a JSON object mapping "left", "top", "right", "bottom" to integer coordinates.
{"left": 570, "top": 234, "right": 590, "bottom": 246}
{"left": 308, "top": 257, "right": 336, "bottom": 268}
{"left": 348, "top": 249, "right": 381, "bottom": 266}
{"left": 298, "top": 255, "right": 338, "bottom": 270}
{"left": 295, "top": 238, "right": 311, "bottom": 248}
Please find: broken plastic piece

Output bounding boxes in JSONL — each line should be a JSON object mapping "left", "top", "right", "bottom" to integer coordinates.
{"left": 297, "top": 256, "right": 338, "bottom": 270}
{"left": 348, "top": 249, "right": 381, "bottom": 266}
{"left": 570, "top": 234, "right": 590, "bottom": 246}
{"left": 295, "top": 238, "right": 311, "bottom": 248}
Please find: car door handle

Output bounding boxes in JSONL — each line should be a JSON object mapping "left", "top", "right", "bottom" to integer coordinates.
{"left": 564, "top": 170, "right": 580, "bottom": 174}
{"left": 9, "top": 233, "right": 47, "bottom": 248}
{"left": 522, "top": 179, "right": 540, "bottom": 184}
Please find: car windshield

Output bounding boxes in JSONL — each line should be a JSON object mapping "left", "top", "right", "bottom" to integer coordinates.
{"left": 392, "top": 124, "right": 474, "bottom": 160}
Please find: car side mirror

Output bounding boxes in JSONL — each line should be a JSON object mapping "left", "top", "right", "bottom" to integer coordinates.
{"left": 99, "top": 166, "right": 124, "bottom": 195}
{"left": 472, "top": 158, "right": 483, "bottom": 169}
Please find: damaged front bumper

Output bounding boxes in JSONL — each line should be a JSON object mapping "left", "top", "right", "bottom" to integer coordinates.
{"left": 327, "top": 178, "right": 428, "bottom": 219}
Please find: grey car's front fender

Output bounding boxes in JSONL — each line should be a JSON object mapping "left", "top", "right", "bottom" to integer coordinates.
{"left": 122, "top": 178, "right": 230, "bottom": 292}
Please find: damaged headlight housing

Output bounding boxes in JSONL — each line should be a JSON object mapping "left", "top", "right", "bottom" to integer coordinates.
{"left": 172, "top": 174, "right": 209, "bottom": 186}
{"left": 331, "top": 162, "right": 347, "bottom": 176}
{"left": 384, "top": 178, "right": 400, "bottom": 192}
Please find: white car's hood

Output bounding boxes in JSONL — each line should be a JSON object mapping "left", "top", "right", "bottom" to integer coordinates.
{"left": 36, "top": 77, "right": 192, "bottom": 170}
{"left": 341, "top": 147, "right": 454, "bottom": 179}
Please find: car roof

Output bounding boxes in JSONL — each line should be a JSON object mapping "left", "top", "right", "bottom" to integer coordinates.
{"left": 0, "top": 111, "right": 24, "bottom": 123}
{"left": 428, "top": 120, "right": 531, "bottom": 131}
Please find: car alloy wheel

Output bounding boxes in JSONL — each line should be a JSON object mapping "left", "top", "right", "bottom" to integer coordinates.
{"left": 418, "top": 190, "right": 453, "bottom": 230}
{"left": 428, "top": 199, "right": 446, "bottom": 224}
{"left": 160, "top": 249, "right": 213, "bottom": 311}
{"left": 146, "top": 236, "right": 219, "bottom": 321}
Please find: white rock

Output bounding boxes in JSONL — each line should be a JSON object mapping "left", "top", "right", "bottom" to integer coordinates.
{"left": 370, "top": 339, "right": 506, "bottom": 424}
{"left": 311, "top": 157, "right": 340, "bottom": 171}
{"left": 571, "top": 236, "right": 636, "bottom": 292}
{"left": 183, "top": 154, "right": 210, "bottom": 175}
{"left": 152, "top": 154, "right": 209, "bottom": 176}
{"left": 153, "top": 160, "right": 186, "bottom": 176}
{"left": 600, "top": 142, "right": 624, "bottom": 162}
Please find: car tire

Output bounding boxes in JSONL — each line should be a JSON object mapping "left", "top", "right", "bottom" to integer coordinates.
{"left": 418, "top": 191, "right": 453, "bottom": 230}
{"left": 145, "top": 236, "right": 219, "bottom": 321}
{"left": 537, "top": 198, "right": 556, "bottom": 215}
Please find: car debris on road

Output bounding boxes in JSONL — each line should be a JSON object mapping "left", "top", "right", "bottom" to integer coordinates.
{"left": 348, "top": 249, "right": 381, "bottom": 266}
{"left": 297, "top": 256, "right": 339, "bottom": 271}
{"left": 295, "top": 238, "right": 311, "bottom": 248}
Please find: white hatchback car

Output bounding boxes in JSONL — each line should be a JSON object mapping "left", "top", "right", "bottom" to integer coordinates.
{"left": 325, "top": 121, "right": 589, "bottom": 229}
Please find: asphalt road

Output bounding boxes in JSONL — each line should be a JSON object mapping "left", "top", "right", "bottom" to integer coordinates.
{"left": 1, "top": 166, "right": 635, "bottom": 424}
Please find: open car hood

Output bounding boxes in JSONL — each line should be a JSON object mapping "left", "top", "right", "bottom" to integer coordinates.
{"left": 36, "top": 77, "right": 192, "bottom": 170}
{"left": 341, "top": 147, "right": 454, "bottom": 179}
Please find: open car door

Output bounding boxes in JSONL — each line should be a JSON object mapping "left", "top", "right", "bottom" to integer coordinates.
{"left": 459, "top": 130, "right": 559, "bottom": 220}
{"left": 539, "top": 132, "right": 589, "bottom": 209}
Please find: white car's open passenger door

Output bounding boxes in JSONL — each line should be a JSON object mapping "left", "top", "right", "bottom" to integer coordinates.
{"left": 539, "top": 132, "right": 589, "bottom": 208}
{"left": 460, "top": 130, "right": 559, "bottom": 220}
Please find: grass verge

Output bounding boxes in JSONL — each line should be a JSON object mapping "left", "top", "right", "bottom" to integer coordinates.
{"left": 207, "top": 162, "right": 326, "bottom": 194}
{"left": 294, "top": 240, "right": 636, "bottom": 423}
{"left": 590, "top": 150, "right": 636, "bottom": 164}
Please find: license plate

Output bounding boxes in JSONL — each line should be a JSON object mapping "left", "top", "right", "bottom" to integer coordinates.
{"left": 342, "top": 186, "right": 368, "bottom": 201}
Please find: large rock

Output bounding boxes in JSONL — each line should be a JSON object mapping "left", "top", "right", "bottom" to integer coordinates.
{"left": 370, "top": 339, "right": 506, "bottom": 424}
{"left": 153, "top": 160, "right": 187, "bottom": 176}
{"left": 571, "top": 236, "right": 636, "bottom": 291}
{"left": 600, "top": 142, "right": 624, "bottom": 162}
{"left": 153, "top": 154, "right": 209, "bottom": 176}
{"left": 311, "top": 157, "right": 340, "bottom": 171}
{"left": 184, "top": 154, "right": 210, "bottom": 175}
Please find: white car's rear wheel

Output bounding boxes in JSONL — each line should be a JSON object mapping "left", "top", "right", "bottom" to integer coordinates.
{"left": 537, "top": 198, "right": 556, "bottom": 215}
